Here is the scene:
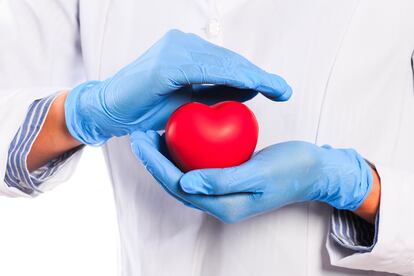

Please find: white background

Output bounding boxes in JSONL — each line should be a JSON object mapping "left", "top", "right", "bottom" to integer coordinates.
{"left": 0, "top": 147, "right": 119, "bottom": 276}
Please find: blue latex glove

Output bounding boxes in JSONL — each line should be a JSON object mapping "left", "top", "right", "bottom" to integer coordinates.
{"left": 130, "top": 130, "right": 373, "bottom": 223}
{"left": 65, "top": 29, "right": 292, "bottom": 145}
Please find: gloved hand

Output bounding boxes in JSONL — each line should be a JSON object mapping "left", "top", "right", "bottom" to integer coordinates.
{"left": 130, "top": 130, "right": 373, "bottom": 223}
{"left": 65, "top": 29, "right": 292, "bottom": 145}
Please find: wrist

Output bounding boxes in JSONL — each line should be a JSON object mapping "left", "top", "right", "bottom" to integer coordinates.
{"left": 354, "top": 166, "right": 381, "bottom": 223}
{"left": 27, "top": 92, "right": 82, "bottom": 171}
{"left": 64, "top": 80, "right": 109, "bottom": 145}
{"left": 52, "top": 92, "right": 82, "bottom": 148}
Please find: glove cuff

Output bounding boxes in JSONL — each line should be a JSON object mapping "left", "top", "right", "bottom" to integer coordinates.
{"left": 315, "top": 146, "right": 374, "bottom": 211}
{"left": 64, "top": 80, "right": 110, "bottom": 146}
{"left": 346, "top": 155, "right": 374, "bottom": 211}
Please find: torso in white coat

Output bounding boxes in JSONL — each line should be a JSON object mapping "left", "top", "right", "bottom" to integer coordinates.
{"left": 61, "top": 0, "right": 414, "bottom": 275}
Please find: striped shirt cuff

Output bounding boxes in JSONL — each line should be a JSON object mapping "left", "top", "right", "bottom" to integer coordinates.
{"left": 330, "top": 208, "right": 379, "bottom": 252}
{"left": 4, "top": 95, "right": 81, "bottom": 195}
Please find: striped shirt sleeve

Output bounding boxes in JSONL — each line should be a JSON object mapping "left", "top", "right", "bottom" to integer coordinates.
{"left": 4, "top": 95, "right": 81, "bottom": 196}
{"left": 330, "top": 208, "right": 379, "bottom": 252}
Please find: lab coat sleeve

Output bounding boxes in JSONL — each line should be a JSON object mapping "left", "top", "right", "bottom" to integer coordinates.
{"left": 0, "top": 0, "right": 85, "bottom": 197}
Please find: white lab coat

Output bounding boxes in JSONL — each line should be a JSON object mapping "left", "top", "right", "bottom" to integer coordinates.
{"left": 1, "top": 0, "right": 414, "bottom": 275}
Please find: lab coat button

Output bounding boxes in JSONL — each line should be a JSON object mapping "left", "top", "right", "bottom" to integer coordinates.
{"left": 206, "top": 19, "right": 221, "bottom": 37}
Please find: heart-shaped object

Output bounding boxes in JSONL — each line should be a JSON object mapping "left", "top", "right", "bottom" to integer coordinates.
{"left": 165, "top": 101, "right": 259, "bottom": 172}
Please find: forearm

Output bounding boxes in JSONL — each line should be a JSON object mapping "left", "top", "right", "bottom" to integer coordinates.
{"left": 27, "top": 92, "right": 82, "bottom": 172}
{"left": 353, "top": 167, "right": 381, "bottom": 224}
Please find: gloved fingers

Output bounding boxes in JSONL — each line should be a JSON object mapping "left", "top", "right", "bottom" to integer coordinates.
{"left": 190, "top": 85, "right": 258, "bottom": 104}
{"left": 130, "top": 130, "right": 180, "bottom": 187}
{"left": 179, "top": 161, "right": 265, "bottom": 195}
{"left": 190, "top": 38, "right": 293, "bottom": 101}
{"left": 207, "top": 45, "right": 293, "bottom": 101}
{"left": 130, "top": 130, "right": 193, "bottom": 207}
{"left": 186, "top": 193, "right": 258, "bottom": 224}
{"left": 130, "top": 129, "right": 265, "bottom": 221}
{"left": 172, "top": 63, "right": 292, "bottom": 102}
{"left": 242, "top": 69, "right": 293, "bottom": 102}
{"left": 131, "top": 130, "right": 162, "bottom": 150}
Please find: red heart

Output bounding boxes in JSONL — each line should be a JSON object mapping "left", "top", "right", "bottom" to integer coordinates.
{"left": 165, "top": 101, "right": 259, "bottom": 172}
